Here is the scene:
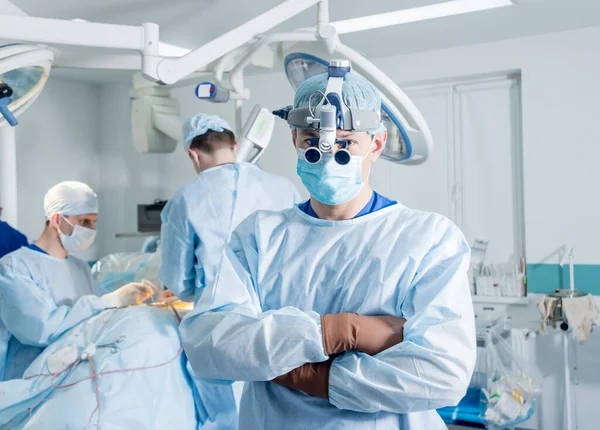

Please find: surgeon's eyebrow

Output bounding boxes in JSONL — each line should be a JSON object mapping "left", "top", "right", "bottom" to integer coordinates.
{"left": 337, "top": 132, "right": 358, "bottom": 139}
{"left": 299, "top": 129, "right": 320, "bottom": 137}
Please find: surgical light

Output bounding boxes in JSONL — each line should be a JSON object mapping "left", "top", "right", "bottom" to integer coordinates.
{"left": 0, "top": 44, "right": 53, "bottom": 127}
{"left": 331, "top": 0, "right": 514, "bottom": 35}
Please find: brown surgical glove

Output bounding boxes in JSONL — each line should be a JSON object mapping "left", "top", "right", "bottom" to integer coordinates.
{"left": 321, "top": 313, "right": 406, "bottom": 356}
{"left": 272, "top": 359, "right": 334, "bottom": 399}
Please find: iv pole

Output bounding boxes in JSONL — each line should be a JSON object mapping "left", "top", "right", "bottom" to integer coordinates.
{"left": 558, "top": 247, "right": 576, "bottom": 430}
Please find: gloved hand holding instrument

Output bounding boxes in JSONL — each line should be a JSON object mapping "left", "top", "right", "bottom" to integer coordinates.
{"left": 100, "top": 281, "right": 154, "bottom": 308}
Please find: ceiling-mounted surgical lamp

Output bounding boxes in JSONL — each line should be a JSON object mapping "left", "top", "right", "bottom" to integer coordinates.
{"left": 131, "top": 75, "right": 274, "bottom": 163}
{"left": 0, "top": 44, "right": 53, "bottom": 127}
{"left": 281, "top": 46, "right": 433, "bottom": 165}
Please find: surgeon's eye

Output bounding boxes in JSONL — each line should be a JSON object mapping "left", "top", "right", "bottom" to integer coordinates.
{"left": 305, "top": 137, "right": 319, "bottom": 147}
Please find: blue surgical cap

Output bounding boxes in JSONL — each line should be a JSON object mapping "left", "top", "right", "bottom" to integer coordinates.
{"left": 294, "top": 72, "right": 386, "bottom": 134}
{"left": 183, "top": 113, "right": 232, "bottom": 149}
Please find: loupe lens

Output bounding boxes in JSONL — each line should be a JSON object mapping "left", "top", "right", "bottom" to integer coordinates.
{"left": 334, "top": 149, "right": 351, "bottom": 165}
{"left": 305, "top": 147, "right": 321, "bottom": 164}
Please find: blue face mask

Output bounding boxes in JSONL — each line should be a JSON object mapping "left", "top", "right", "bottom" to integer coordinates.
{"left": 296, "top": 146, "right": 372, "bottom": 205}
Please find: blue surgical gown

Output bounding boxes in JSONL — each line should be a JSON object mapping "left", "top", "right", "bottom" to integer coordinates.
{"left": 0, "top": 247, "right": 107, "bottom": 381}
{"left": 180, "top": 203, "right": 477, "bottom": 430}
{"left": 0, "top": 221, "right": 28, "bottom": 259}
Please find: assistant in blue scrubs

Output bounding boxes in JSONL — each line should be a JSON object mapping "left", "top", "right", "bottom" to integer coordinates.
{"left": 0, "top": 221, "right": 28, "bottom": 259}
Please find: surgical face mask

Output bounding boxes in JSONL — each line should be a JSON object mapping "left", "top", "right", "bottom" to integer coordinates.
{"left": 58, "top": 216, "right": 96, "bottom": 252}
{"left": 296, "top": 144, "right": 373, "bottom": 206}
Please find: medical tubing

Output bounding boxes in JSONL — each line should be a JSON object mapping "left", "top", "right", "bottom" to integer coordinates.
{"left": 24, "top": 303, "right": 183, "bottom": 429}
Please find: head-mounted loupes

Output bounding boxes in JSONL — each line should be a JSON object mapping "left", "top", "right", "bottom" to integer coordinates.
{"left": 273, "top": 59, "right": 381, "bottom": 165}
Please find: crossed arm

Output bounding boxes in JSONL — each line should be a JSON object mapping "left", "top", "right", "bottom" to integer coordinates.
{"left": 179, "top": 220, "right": 476, "bottom": 414}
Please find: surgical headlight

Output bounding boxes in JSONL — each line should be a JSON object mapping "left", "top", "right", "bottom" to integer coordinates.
{"left": 273, "top": 58, "right": 382, "bottom": 165}
{"left": 317, "top": 104, "right": 336, "bottom": 153}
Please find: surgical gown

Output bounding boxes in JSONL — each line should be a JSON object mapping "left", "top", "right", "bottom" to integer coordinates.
{"left": 0, "top": 306, "right": 198, "bottom": 430}
{"left": 159, "top": 162, "right": 301, "bottom": 302}
{"left": 0, "top": 247, "right": 106, "bottom": 381}
{"left": 180, "top": 204, "right": 477, "bottom": 430}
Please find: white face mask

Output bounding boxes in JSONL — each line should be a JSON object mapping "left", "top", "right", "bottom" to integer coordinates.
{"left": 58, "top": 216, "right": 96, "bottom": 253}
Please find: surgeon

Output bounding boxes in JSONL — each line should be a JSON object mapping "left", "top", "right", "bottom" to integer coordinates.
{"left": 0, "top": 206, "right": 28, "bottom": 259}
{"left": 0, "top": 181, "right": 153, "bottom": 381}
{"left": 159, "top": 114, "right": 300, "bottom": 430}
{"left": 179, "top": 66, "right": 477, "bottom": 429}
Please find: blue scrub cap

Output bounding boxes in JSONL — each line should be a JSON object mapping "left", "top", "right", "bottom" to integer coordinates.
{"left": 293, "top": 72, "right": 386, "bottom": 134}
{"left": 43, "top": 181, "right": 98, "bottom": 219}
{"left": 183, "top": 113, "right": 233, "bottom": 149}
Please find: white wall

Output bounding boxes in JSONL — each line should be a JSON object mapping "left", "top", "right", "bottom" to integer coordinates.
{"left": 371, "top": 27, "right": 600, "bottom": 267}
{"left": 95, "top": 83, "right": 164, "bottom": 256}
{"left": 12, "top": 78, "right": 102, "bottom": 261}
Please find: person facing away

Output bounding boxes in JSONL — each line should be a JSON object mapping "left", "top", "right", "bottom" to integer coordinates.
{"left": 0, "top": 181, "right": 153, "bottom": 381}
{"left": 178, "top": 71, "right": 477, "bottom": 429}
{"left": 159, "top": 113, "right": 301, "bottom": 304}
{"left": 158, "top": 114, "right": 301, "bottom": 430}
